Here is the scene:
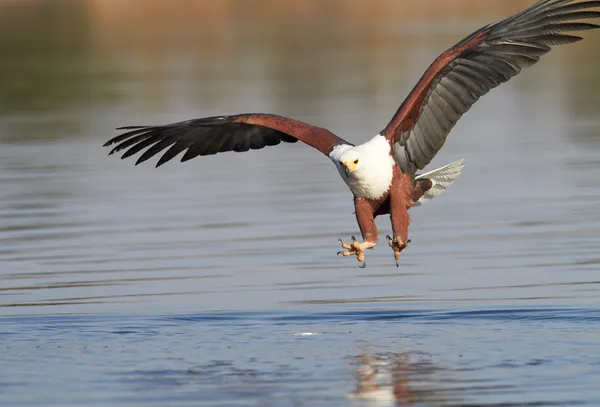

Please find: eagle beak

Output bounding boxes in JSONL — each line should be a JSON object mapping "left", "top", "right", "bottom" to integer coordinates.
{"left": 342, "top": 160, "right": 358, "bottom": 175}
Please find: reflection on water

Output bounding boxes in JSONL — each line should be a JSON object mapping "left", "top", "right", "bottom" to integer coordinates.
{"left": 350, "top": 352, "right": 439, "bottom": 406}
{"left": 1, "top": 0, "right": 600, "bottom": 406}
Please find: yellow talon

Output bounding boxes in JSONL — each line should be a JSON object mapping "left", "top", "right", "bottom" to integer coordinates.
{"left": 386, "top": 235, "right": 409, "bottom": 267}
{"left": 338, "top": 237, "right": 376, "bottom": 268}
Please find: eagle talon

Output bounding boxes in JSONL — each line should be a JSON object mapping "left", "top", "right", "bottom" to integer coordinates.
{"left": 387, "top": 234, "right": 409, "bottom": 266}
{"left": 337, "top": 237, "right": 376, "bottom": 266}
{"left": 338, "top": 238, "right": 353, "bottom": 250}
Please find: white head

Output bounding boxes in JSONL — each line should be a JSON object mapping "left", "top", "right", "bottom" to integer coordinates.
{"left": 338, "top": 149, "right": 363, "bottom": 179}
{"left": 329, "top": 135, "right": 395, "bottom": 199}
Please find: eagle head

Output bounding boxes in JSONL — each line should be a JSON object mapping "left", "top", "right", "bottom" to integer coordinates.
{"left": 339, "top": 152, "right": 361, "bottom": 176}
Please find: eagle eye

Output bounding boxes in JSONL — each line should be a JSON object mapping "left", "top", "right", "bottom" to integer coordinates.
{"left": 353, "top": 159, "right": 359, "bottom": 164}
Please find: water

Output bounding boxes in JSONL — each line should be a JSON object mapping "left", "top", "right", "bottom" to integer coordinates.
{"left": 3, "top": 309, "right": 599, "bottom": 406}
{"left": 1, "top": 1, "right": 600, "bottom": 406}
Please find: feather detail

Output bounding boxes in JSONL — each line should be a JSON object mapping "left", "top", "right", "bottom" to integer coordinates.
{"left": 412, "top": 159, "right": 465, "bottom": 206}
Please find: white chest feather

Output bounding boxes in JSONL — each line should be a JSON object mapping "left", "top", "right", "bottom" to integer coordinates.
{"left": 329, "top": 135, "right": 395, "bottom": 200}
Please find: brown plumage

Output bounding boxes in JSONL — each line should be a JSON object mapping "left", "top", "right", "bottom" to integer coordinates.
{"left": 104, "top": 0, "right": 599, "bottom": 267}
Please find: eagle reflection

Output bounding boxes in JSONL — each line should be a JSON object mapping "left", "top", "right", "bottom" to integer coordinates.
{"left": 349, "top": 352, "right": 448, "bottom": 406}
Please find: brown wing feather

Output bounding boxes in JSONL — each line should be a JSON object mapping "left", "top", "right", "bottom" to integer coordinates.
{"left": 103, "top": 114, "right": 350, "bottom": 167}
{"left": 384, "top": 0, "right": 600, "bottom": 174}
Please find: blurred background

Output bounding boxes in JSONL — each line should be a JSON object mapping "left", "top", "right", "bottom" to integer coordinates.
{"left": 1, "top": 1, "right": 600, "bottom": 406}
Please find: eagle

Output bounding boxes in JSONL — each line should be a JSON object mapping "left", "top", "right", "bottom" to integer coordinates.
{"left": 104, "top": 0, "right": 600, "bottom": 268}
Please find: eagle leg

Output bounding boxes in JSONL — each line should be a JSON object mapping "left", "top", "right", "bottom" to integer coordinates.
{"left": 388, "top": 170, "right": 412, "bottom": 266}
{"left": 337, "top": 198, "right": 380, "bottom": 267}
{"left": 337, "top": 236, "right": 376, "bottom": 268}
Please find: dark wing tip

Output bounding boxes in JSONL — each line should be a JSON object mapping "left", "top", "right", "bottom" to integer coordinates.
{"left": 103, "top": 137, "right": 118, "bottom": 147}
{"left": 103, "top": 126, "right": 152, "bottom": 147}
{"left": 115, "top": 126, "right": 148, "bottom": 130}
{"left": 103, "top": 114, "right": 306, "bottom": 166}
{"left": 136, "top": 156, "right": 148, "bottom": 166}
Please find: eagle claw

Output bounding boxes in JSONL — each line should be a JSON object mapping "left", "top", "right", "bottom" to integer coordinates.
{"left": 338, "top": 237, "right": 376, "bottom": 267}
{"left": 387, "top": 235, "right": 410, "bottom": 267}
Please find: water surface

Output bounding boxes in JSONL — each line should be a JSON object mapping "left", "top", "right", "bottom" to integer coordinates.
{"left": 1, "top": 1, "right": 600, "bottom": 406}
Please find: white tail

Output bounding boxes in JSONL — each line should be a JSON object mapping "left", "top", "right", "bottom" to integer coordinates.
{"left": 412, "top": 159, "right": 464, "bottom": 207}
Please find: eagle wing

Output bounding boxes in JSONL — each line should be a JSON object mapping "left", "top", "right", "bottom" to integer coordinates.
{"left": 383, "top": 0, "right": 600, "bottom": 175}
{"left": 104, "top": 114, "right": 351, "bottom": 167}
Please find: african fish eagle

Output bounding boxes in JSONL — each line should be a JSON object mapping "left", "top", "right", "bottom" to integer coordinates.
{"left": 104, "top": 0, "right": 600, "bottom": 267}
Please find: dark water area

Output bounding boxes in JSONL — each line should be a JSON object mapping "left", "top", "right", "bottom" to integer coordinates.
{"left": 1, "top": 1, "right": 600, "bottom": 406}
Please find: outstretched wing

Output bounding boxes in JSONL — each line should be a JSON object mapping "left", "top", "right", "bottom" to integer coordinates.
{"left": 104, "top": 114, "right": 350, "bottom": 167}
{"left": 384, "top": 0, "right": 600, "bottom": 175}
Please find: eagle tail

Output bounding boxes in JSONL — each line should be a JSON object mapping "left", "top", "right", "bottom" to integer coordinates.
{"left": 412, "top": 159, "right": 464, "bottom": 207}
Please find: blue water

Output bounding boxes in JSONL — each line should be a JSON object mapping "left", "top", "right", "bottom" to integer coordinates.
{"left": 2, "top": 308, "right": 599, "bottom": 406}
{"left": 2, "top": 1, "right": 600, "bottom": 406}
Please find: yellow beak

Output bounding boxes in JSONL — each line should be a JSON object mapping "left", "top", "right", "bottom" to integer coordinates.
{"left": 342, "top": 160, "right": 358, "bottom": 175}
